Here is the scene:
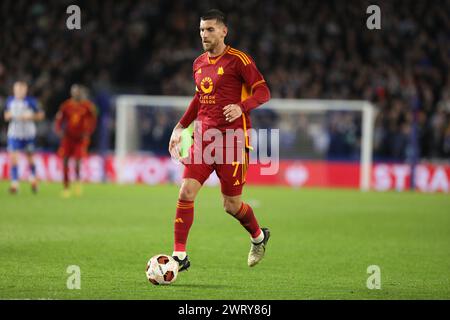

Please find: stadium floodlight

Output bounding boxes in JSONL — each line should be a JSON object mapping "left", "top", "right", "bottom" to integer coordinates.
{"left": 115, "top": 95, "right": 376, "bottom": 191}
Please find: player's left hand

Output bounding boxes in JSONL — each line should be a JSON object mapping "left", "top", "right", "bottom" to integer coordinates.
{"left": 223, "top": 104, "right": 242, "bottom": 122}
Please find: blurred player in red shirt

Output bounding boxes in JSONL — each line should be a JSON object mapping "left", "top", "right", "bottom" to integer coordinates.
{"left": 167, "top": 10, "right": 271, "bottom": 271}
{"left": 55, "top": 84, "right": 97, "bottom": 197}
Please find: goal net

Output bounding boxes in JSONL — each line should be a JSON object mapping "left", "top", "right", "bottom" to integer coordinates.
{"left": 114, "top": 95, "right": 376, "bottom": 190}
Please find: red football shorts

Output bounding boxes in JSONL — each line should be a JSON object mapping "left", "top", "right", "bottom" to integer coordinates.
{"left": 57, "top": 137, "right": 90, "bottom": 159}
{"left": 182, "top": 133, "right": 250, "bottom": 197}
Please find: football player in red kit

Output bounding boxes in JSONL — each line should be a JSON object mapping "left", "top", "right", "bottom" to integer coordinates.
{"left": 168, "top": 10, "right": 271, "bottom": 271}
{"left": 55, "top": 84, "right": 97, "bottom": 197}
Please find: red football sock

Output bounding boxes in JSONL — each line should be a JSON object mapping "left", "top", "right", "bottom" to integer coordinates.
{"left": 233, "top": 203, "right": 262, "bottom": 238}
{"left": 174, "top": 199, "right": 194, "bottom": 252}
{"left": 63, "top": 162, "right": 70, "bottom": 189}
{"left": 75, "top": 160, "right": 81, "bottom": 182}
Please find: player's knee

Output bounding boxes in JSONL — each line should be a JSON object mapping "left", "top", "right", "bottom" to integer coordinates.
{"left": 223, "top": 198, "right": 241, "bottom": 215}
{"left": 179, "top": 185, "right": 196, "bottom": 201}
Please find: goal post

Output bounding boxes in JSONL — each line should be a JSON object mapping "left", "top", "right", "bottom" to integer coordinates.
{"left": 115, "top": 95, "right": 376, "bottom": 190}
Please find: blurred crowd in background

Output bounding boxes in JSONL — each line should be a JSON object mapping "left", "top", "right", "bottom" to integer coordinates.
{"left": 0, "top": 0, "right": 449, "bottom": 161}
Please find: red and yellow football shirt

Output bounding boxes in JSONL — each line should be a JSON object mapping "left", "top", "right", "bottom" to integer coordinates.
{"left": 55, "top": 99, "right": 97, "bottom": 140}
{"left": 192, "top": 46, "right": 266, "bottom": 133}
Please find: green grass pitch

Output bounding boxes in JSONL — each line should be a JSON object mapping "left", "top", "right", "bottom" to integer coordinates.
{"left": 0, "top": 181, "right": 449, "bottom": 300}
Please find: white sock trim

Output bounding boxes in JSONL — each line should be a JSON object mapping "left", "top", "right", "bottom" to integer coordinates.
{"left": 172, "top": 251, "right": 187, "bottom": 260}
{"left": 251, "top": 229, "right": 264, "bottom": 244}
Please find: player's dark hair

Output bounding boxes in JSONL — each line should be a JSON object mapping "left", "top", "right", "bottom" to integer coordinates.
{"left": 200, "top": 9, "right": 227, "bottom": 26}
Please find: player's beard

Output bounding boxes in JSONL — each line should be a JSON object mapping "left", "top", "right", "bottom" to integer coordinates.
{"left": 202, "top": 39, "right": 218, "bottom": 53}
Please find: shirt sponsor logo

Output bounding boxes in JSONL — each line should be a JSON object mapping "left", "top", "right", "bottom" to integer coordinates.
{"left": 200, "top": 77, "right": 213, "bottom": 94}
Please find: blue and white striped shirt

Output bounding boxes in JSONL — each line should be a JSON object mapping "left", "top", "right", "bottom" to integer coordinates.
{"left": 5, "top": 96, "right": 39, "bottom": 139}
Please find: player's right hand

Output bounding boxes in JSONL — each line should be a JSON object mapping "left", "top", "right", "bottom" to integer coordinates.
{"left": 168, "top": 127, "right": 183, "bottom": 161}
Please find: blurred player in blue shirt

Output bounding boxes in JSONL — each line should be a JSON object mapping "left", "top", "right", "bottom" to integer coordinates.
{"left": 3, "top": 81, "right": 44, "bottom": 194}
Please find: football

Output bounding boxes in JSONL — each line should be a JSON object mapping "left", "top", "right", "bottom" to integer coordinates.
{"left": 145, "top": 254, "right": 179, "bottom": 285}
